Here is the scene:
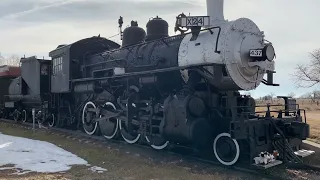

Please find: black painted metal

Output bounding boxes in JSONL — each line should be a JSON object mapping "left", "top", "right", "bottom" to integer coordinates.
{"left": 145, "top": 16, "right": 169, "bottom": 41}
{"left": 49, "top": 36, "right": 121, "bottom": 93}
{"left": 122, "top": 21, "right": 146, "bottom": 47}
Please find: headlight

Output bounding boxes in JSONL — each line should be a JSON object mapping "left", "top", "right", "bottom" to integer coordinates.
{"left": 263, "top": 44, "right": 275, "bottom": 61}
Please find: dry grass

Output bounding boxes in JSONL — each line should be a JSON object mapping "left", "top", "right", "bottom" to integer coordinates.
{"left": 255, "top": 98, "right": 320, "bottom": 144}
{"left": 305, "top": 112, "right": 320, "bottom": 144}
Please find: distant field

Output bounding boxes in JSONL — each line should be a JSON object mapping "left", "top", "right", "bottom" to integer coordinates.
{"left": 255, "top": 98, "right": 320, "bottom": 144}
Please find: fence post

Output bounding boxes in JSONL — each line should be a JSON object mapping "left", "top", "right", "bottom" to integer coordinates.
{"left": 32, "top": 108, "right": 35, "bottom": 133}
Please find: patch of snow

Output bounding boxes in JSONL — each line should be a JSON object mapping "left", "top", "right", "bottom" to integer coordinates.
{"left": 0, "top": 133, "right": 88, "bottom": 173}
{"left": 89, "top": 166, "right": 107, "bottom": 173}
{"left": 0, "top": 142, "right": 12, "bottom": 148}
{"left": 0, "top": 167, "right": 15, "bottom": 170}
{"left": 12, "top": 170, "right": 32, "bottom": 175}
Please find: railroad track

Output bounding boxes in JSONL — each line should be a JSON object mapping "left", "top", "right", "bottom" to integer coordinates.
{"left": 0, "top": 118, "right": 302, "bottom": 180}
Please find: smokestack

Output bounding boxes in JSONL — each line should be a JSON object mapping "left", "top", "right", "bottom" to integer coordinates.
{"left": 206, "top": 0, "right": 225, "bottom": 25}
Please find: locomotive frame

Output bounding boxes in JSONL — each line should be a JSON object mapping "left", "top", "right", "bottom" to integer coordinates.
{"left": 0, "top": 0, "right": 313, "bottom": 168}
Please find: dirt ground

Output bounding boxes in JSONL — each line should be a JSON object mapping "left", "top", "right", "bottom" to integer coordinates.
{"left": 0, "top": 123, "right": 320, "bottom": 180}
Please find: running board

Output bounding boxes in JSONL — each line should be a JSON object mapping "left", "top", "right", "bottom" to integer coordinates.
{"left": 252, "top": 160, "right": 283, "bottom": 169}
{"left": 294, "top": 149, "right": 315, "bottom": 158}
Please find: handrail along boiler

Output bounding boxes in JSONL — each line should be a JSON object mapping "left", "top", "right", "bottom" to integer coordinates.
{"left": 1, "top": 0, "right": 313, "bottom": 168}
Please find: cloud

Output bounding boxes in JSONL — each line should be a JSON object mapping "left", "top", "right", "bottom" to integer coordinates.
{"left": 0, "top": 0, "right": 202, "bottom": 55}
{"left": 0, "top": 0, "right": 74, "bottom": 18}
{"left": 1, "top": 0, "right": 200, "bottom": 23}
{"left": 0, "top": 0, "right": 319, "bottom": 97}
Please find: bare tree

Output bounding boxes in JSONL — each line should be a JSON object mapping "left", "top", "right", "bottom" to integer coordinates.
{"left": 268, "top": 92, "right": 276, "bottom": 103}
{"left": 0, "top": 53, "right": 20, "bottom": 66}
{"left": 270, "top": 92, "right": 275, "bottom": 98}
{"left": 293, "top": 49, "right": 320, "bottom": 88}
{"left": 299, "top": 92, "right": 312, "bottom": 99}
{"left": 288, "top": 92, "right": 295, "bottom": 98}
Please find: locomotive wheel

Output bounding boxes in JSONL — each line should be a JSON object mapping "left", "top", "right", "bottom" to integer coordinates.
{"left": 99, "top": 102, "right": 119, "bottom": 140}
{"left": 119, "top": 119, "right": 141, "bottom": 144}
{"left": 13, "top": 110, "right": 20, "bottom": 122}
{"left": 48, "top": 114, "right": 55, "bottom": 127}
{"left": 13, "top": 113, "right": 19, "bottom": 122}
{"left": 21, "top": 110, "right": 27, "bottom": 123}
{"left": 118, "top": 102, "right": 141, "bottom": 144}
{"left": 213, "top": 133, "right": 240, "bottom": 166}
{"left": 145, "top": 135, "right": 169, "bottom": 150}
{"left": 82, "top": 101, "right": 99, "bottom": 135}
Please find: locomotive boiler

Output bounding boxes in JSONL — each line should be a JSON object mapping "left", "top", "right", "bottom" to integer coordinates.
{"left": 2, "top": 0, "right": 312, "bottom": 168}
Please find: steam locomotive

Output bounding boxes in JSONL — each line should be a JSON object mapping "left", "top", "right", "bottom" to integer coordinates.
{"left": 0, "top": 0, "right": 312, "bottom": 167}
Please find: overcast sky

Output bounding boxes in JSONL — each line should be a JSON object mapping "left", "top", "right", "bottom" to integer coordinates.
{"left": 0, "top": 0, "right": 319, "bottom": 98}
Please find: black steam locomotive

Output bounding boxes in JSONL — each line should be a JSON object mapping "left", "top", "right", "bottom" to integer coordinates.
{"left": 0, "top": 13, "right": 311, "bottom": 167}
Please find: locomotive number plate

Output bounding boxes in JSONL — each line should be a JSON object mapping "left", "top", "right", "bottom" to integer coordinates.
{"left": 178, "top": 16, "right": 210, "bottom": 27}
{"left": 249, "top": 49, "right": 263, "bottom": 57}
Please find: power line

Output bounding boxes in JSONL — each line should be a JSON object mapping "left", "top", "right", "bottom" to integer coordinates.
{"left": 107, "top": 33, "right": 120, "bottom": 39}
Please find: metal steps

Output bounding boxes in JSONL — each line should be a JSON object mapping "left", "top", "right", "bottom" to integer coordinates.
{"left": 294, "top": 149, "right": 315, "bottom": 158}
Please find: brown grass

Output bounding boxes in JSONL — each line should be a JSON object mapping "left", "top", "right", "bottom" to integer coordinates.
{"left": 305, "top": 112, "right": 320, "bottom": 144}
